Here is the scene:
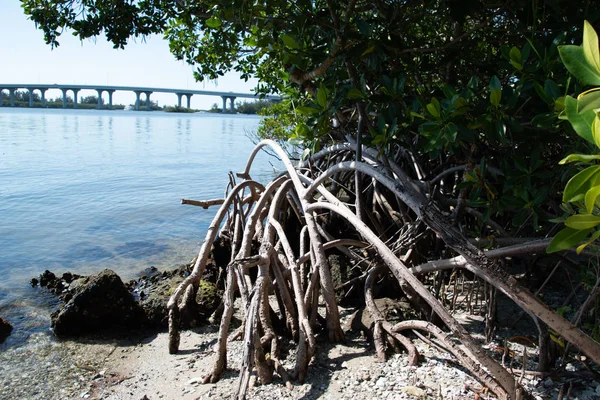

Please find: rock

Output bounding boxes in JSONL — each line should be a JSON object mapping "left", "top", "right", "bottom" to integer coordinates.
{"left": 136, "top": 264, "right": 220, "bottom": 327}
{"left": 51, "top": 269, "right": 146, "bottom": 337}
{"left": 0, "top": 317, "right": 13, "bottom": 343}
{"left": 39, "top": 270, "right": 56, "bottom": 287}
{"left": 401, "top": 386, "right": 426, "bottom": 396}
{"left": 35, "top": 270, "right": 82, "bottom": 300}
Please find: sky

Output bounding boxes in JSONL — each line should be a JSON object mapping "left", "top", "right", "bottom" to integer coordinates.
{"left": 0, "top": 2, "right": 259, "bottom": 109}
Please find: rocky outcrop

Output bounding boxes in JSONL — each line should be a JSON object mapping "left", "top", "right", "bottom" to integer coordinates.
{"left": 0, "top": 317, "right": 13, "bottom": 343}
{"left": 51, "top": 269, "right": 145, "bottom": 337}
{"left": 131, "top": 265, "right": 220, "bottom": 327}
{"left": 32, "top": 270, "right": 83, "bottom": 302}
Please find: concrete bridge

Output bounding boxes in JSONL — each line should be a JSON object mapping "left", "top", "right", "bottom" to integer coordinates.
{"left": 0, "top": 84, "right": 280, "bottom": 112}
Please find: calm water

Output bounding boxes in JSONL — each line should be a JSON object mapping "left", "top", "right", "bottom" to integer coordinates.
{"left": 0, "top": 107, "right": 274, "bottom": 347}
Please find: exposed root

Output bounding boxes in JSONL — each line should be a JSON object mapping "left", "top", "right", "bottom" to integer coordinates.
{"left": 165, "top": 140, "right": 600, "bottom": 400}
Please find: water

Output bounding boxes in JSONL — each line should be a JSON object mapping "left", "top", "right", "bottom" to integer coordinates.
{"left": 0, "top": 108, "right": 274, "bottom": 348}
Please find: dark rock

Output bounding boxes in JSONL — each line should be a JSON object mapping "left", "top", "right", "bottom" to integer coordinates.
{"left": 61, "top": 272, "right": 74, "bottom": 284}
{"left": 51, "top": 269, "right": 146, "bottom": 337}
{"left": 134, "top": 265, "right": 187, "bottom": 327}
{"left": 0, "top": 317, "right": 13, "bottom": 343}
{"left": 134, "top": 265, "right": 220, "bottom": 328}
{"left": 39, "top": 270, "right": 56, "bottom": 287}
{"left": 35, "top": 270, "right": 82, "bottom": 300}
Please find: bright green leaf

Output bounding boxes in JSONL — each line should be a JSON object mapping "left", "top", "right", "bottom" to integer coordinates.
{"left": 205, "top": 17, "right": 222, "bottom": 29}
{"left": 565, "top": 214, "right": 600, "bottom": 229}
{"left": 547, "top": 227, "right": 592, "bottom": 253}
{"left": 559, "top": 154, "right": 600, "bottom": 164}
{"left": 565, "top": 95, "right": 596, "bottom": 144}
{"left": 583, "top": 20, "right": 600, "bottom": 73}
{"left": 563, "top": 165, "right": 600, "bottom": 202}
{"left": 576, "top": 230, "right": 600, "bottom": 254}
{"left": 593, "top": 115, "right": 600, "bottom": 149}
{"left": 578, "top": 88, "right": 600, "bottom": 113}
{"left": 585, "top": 185, "right": 600, "bottom": 213}
{"left": 558, "top": 45, "right": 600, "bottom": 85}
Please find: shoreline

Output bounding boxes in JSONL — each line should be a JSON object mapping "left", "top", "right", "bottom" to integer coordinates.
{"left": 3, "top": 266, "right": 600, "bottom": 399}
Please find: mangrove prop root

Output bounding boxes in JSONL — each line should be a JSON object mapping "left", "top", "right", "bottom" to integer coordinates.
{"left": 165, "top": 140, "right": 599, "bottom": 400}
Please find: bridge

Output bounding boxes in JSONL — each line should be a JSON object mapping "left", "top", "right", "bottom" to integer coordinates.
{"left": 0, "top": 84, "right": 280, "bottom": 112}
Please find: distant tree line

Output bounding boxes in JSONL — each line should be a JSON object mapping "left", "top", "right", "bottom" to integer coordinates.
{"left": 208, "top": 99, "right": 272, "bottom": 114}
{"left": 0, "top": 90, "right": 125, "bottom": 109}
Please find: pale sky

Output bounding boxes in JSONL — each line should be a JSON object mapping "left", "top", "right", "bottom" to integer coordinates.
{"left": 0, "top": 2, "right": 259, "bottom": 109}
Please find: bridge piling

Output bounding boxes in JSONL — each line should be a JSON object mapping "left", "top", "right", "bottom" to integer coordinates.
{"left": 107, "top": 90, "right": 114, "bottom": 109}
{"left": 73, "top": 89, "right": 80, "bottom": 109}
{"left": 185, "top": 94, "right": 192, "bottom": 109}
{"left": 134, "top": 91, "right": 141, "bottom": 111}
{"left": 145, "top": 92, "right": 152, "bottom": 109}
{"left": 9, "top": 89, "right": 15, "bottom": 107}
{"left": 96, "top": 89, "right": 104, "bottom": 109}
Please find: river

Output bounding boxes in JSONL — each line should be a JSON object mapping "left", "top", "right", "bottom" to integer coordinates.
{"left": 0, "top": 107, "right": 274, "bottom": 348}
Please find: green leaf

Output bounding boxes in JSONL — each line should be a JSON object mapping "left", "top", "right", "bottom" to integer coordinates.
{"left": 346, "top": 88, "right": 363, "bottom": 99}
{"left": 296, "top": 106, "right": 320, "bottom": 115}
{"left": 583, "top": 20, "right": 600, "bottom": 73}
{"left": 362, "top": 44, "right": 376, "bottom": 56}
{"left": 565, "top": 95, "right": 596, "bottom": 144}
{"left": 593, "top": 115, "right": 600, "bottom": 149}
{"left": 559, "top": 153, "right": 600, "bottom": 164}
{"left": 281, "top": 34, "right": 299, "bottom": 49}
{"left": 316, "top": 85, "right": 328, "bottom": 108}
{"left": 426, "top": 97, "right": 441, "bottom": 118}
{"left": 544, "top": 79, "right": 560, "bottom": 100}
{"left": 563, "top": 165, "right": 600, "bottom": 202}
{"left": 295, "top": 122, "right": 310, "bottom": 138}
{"left": 453, "top": 96, "right": 468, "bottom": 113}
{"left": 205, "top": 17, "right": 222, "bottom": 29}
{"left": 565, "top": 214, "right": 600, "bottom": 229}
{"left": 558, "top": 45, "right": 600, "bottom": 85}
{"left": 490, "top": 88, "right": 501, "bottom": 107}
{"left": 585, "top": 185, "right": 600, "bottom": 213}
{"left": 534, "top": 83, "right": 553, "bottom": 104}
{"left": 578, "top": 88, "right": 600, "bottom": 113}
{"left": 547, "top": 227, "right": 592, "bottom": 253}
{"left": 576, "top": 230, "right": 600, "bottom": 254}
{"left": 489, "top": 76, "right": 501, "bottom": 91}
{"left": 531, "top": 112, "right": 556, "bottom": 129}
{"left": 509, "top": 46, "right": 522, "bottom": 70}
